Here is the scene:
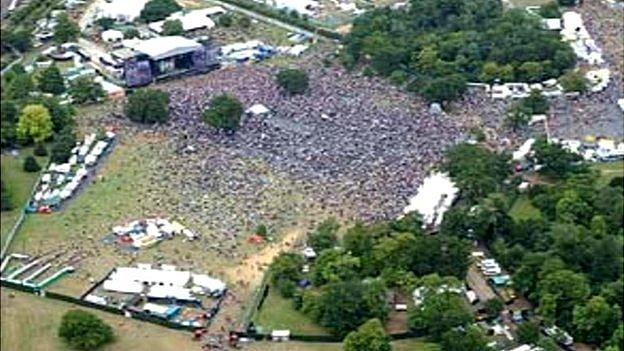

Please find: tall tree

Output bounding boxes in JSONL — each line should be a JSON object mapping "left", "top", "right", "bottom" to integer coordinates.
{"left": 38, "top": 65, "right": 66, "bottom": 95}
{"left": 573, "top": 296, "right": 621, "bottom": 345}
{"left": 203, "top": 94, "right": 243, "bottom": 132}
{"left": 58, "top": 310, "right": 114, "bottom": 350}
{"left": 440, "top": 326, "right": 492, "bottom": 351}
{"left": 54, "top": 14, "right": 80, "bottom": 44}
{"left": 140, "top": 0, "right": 182, "bottom": 22}
{"left": 17, "top": 104, "right": 53, "bottom": 144}
{"left": 343, "top": 319, "right": 391, "bottom": 351}
{"left": 125, "top": 89, "right": 170, "bottom": 124}
{"left": 408, "top": 292, "right": 473, "bottom": 339}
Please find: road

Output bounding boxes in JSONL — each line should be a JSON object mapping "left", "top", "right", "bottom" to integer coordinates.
{"left": 205, "top": 0, "right": 327, "bottom": 41}
{"left": 466, "top": 265, "right": 497, "bottom": 302}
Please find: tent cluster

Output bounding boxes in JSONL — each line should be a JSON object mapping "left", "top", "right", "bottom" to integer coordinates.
{"left": 561, "top": 11, "right": 604, "bottom": 65}
{"left": 27, "top": 131, "right": 116, "bottom": 213}
{"left": 109, "top": 218, "right": 199, "bottom": 250}
{"left": 402, "top": 172, "right": 458, "bottom": 229}
{"left": 147, "top": 7, "right": 226, "bottom": 34}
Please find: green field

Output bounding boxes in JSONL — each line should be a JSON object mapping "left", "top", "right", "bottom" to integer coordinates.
{"left": 0, "top": 289, "right": 198, "bottom": 351}
{"left": 509, "top": 195, "right": 542, "bottom": 221}
{"left": 253, "top": 286, "right": 330, "bottom": 335}
{"left": 593, "top": 161, "right": 624, "bottom": 187}
{"left": 1, "top": 148, "right": 47, "bottom": 248}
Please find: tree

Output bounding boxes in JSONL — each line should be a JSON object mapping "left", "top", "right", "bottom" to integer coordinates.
{"left": 440, "top": 326, "right": 492, "bottom": 351}
{"left": 505, "top": 103, "right": 532, "bottom": 130}
{"left": 2, "top": 29, "right": 31, "bottom": 52}
{"left": 203, "top": 94, "right": 243, "bottom": 132}
{"left": 162, "top": 19, "right": 184, "bottom": 35}
{"left": 533, "top": 138, "right": 582, "bottom": 179}
{"left": 5, "top": 72, "right": 34, "bottom": 100}
{"left": 218, "top": 13, "right": 233, "bottom": 27}
{"left": 304, "top": 280, "right": 387, "bottom": 337}
{"left": 237, "top": 15, "right": 251, "bottom": 28}
{"left": 1, "top": 180, "right": 13, "bottom": 211}
{"left": 38, "top": 65, "right": 66, "bottom": 95}
{"left": 311, "top": 248, "right": 360, "bottom": 286}
{"left": 276, "top": 69, "right": 309, "bottom": 95}
{"left": 537, "top": 269, "right": 590, "bottom": 327}
{"left": 307, "top": 218, "right": 339, "bottom": 253}
{"left": 604, "top": 324, "right": 623, "bottom": 351}
{"left": 558, "top": 0, "right": 577, "bottom": 6}
{"left": 343, "top": 319, "right": 391, "bottom": 351}
{"left": 521, "top": 89, "right": 549, "bottom": 114}
{"left": 270, "top": 252, "right": 304, "bottom": 295}
{"left": 518, "top": 61, "right": 544, "bottom": 83}
{"left": 1, "top": 100, "right": 19, "bottom": 148}
{"left": 254, "top": 223, "right": 268, "bottom": 238}
{"left": 58, "top": 310, "right": 114, "bottom": 350}
{"left": 17, "top": 104, "right": 53, "bottom": 144}
{"left": 517, "top": 321, "right": 541, "bottom": 344}
{"left": 140, "top": 0, "right": 181, "bottom": 22}
{"left": 23, "top": 155, "right": 41, "bottom": 172}
{"left": 484, "top": 298, "right": 504, "bottom": 319}
{"left": 539, "top": 2, "right": 561, "bottom": 18}
{"left": 125, "top": 89, "right": 170, "bottom": 124}
{"left": 443, "top": 143, "right": 510, "bottom": 203}
{"left": 51, "top": 127, "right": 77, "bottom": 163}
{"left": 54, "top": 14, "right": 80, "bottom": 44}
{"left": 408, "top": 292, "right": 473, "bottom": 339}
{"left": 420, "top": 74, "right": 467, "bottom": 103}
{"left": 123, "top": 28, "right": 140, "bottom": 39}
{"left": 26, "top": 96, "right": 76, "bottom": 133}
{"left": 559, "top": 71, "right": 588, "bottom": 93}
{"left": 572, "top": 296, "right": 621, "bottom": 345}
{"left": 69, "top": 76, "right": 105, "bottom": 104}
{"left": 95, "top": 17, "right": 115, "bottom": 30}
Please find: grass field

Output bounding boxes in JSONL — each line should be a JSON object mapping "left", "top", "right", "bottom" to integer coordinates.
{"left": 253, "top": 286, "right": 330, "bottom": 335}
{"left": 593, "top": 161, "right": 624, "bottom": 187}
{"left": 509, "top": 195, "right": 542, "bottom": 221}
{"left": 0, "top": 289, "right": 198, "bottom": 351}
{"left": 1, "top": 148, "right": 47, "bottom": 248}
{"left": 246, "top": 339, "right": 440, "bottom": 351}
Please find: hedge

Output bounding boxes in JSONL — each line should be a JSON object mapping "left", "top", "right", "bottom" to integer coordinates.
{"left": 217, "top": 0, "right": 343, "bottom": 40}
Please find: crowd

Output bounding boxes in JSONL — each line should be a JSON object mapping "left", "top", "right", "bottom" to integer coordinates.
{"left": 161, "top": 62, "right": 471, "bottom": 222}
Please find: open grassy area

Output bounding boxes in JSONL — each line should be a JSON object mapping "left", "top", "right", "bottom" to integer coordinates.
{"left": 245, "top": 339, "right": 440, "bottom": 351}
{"left": 509, "top": 195, "right": 542, "bottom": 221}
{"left": 1, "top": 148, "right": 47, "bottom": 248}
{"left": 0, "top": 289, "right": 198, "bottom": 351}
{"left": 253, "top": 286, "right": 330, "bottom": 335}
{"left": 592, "top": 161, "right": 624, "bottom": 187}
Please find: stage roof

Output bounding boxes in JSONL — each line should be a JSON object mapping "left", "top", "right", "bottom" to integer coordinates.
{"left": 134, "top": 36, "right": 203, "bottom": 60}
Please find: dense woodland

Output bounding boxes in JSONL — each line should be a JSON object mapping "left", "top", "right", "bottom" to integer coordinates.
{"left": 268, "top": 141, "right": 623, "bottom": 350}
{"left": 342, "top": 0, "right": 576, "bottom": 102}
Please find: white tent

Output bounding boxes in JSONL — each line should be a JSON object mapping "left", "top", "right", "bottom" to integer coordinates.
{"left": 101, "top": 29, "right": 124, "bottom": 43}
{"left": 95, "top": 0, "right": 150, "bottom": 23}
{"left": 148, "top": 285, "right": 196, "bottom": 301}
{"left": 148, "top": 10, "right": 216, "bottom": 34}
{"left": 246, "top": 103, "right": 270, "bottom": 115}
{"left": 192, "top": 274, "right": 226, "bottom": 293}
{"left": 402, "top": 172, "right": 458, "bottom": 227}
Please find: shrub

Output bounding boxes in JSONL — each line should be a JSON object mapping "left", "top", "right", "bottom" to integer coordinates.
{"left": 125, "top": 89, "right": 170, "bottom": 124}
{"left": 34, "top": 143, "right": 48, "bottom": 156}
{"left": 162, "top": 19, "right": 183, "bottom": 36}
{"left": 58, "top": 310, "right": 114, "bottom": 350}
{"left": 23, "top": 155, "right": 41, "bottom": 172}
{"left": 254, "top": 224, "right": 268, "bottom": 238}
{"left": 202, "top": 94, "right": 243, "bottom": 132}
{"left": 69, "top": 76, "right": 105, "bottom": 105}
{"left": 276, "top": 68, "right": 309, "bottom": 94}
{"left": 51, "top": 127, "right": 77, "bottom": 163}
{"left": 559, "top": 71, "right": 588, "bottom": 93}
{"left": 218, "top": 13, "right": 233, "bottom": 27}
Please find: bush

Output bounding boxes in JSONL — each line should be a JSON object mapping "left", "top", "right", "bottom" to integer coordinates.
{"left": 34, "top": 143, "right": 48, "bottom": 156}
{"left": 237, "top": 15, "right": 251, "bottom": 28}
{"left": 218, "top": 13, "right": 233, "bottom": 27}
{"left": 125, "top": 89, "right": 170, "bottom": 124}
{"left": 484, "top": 298, "right": 504, "bottom": 319}
{"left": 69, "top": 76, "right": 105, "bottom": 105}
{"left": 95, "top": 17, "right": 115, "bottom": 30}
{"left": 51, "top": 127, "right": 77, "bottom": 163}
{"left": 123, "top": 28, "right": 140, "bottom": 39}
{"left": 559, "top": 71, "right": 588, "bottom": 93}
{"left": 23, "top": 155, "right": 41, "bottom": 172}
{"left": 539, "top": 2, "right": 561, "bottom": 18}
{"left": 202, "top": 94, "right": 243, "bottom": 132}
{"left": 58, "top": 310, "right": 114, "bottom": 350}
{"left": 254, "top": 224, "right": 268, "bottom": 238}
{"left": 162, "top": 19, "right": 183, "bottom": 36}
{"left": 38, "top": 65, "right": 65, "bottom": 95}
{"left": 276, "top": 68, "right": 309, "bottom": 95}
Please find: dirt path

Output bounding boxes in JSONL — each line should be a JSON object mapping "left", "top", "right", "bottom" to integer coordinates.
{"left": 209, "top": 227, "right": 305, "bottom": 333}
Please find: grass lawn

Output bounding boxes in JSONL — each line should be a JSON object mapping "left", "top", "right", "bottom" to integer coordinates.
{"left": 0, "top": 289, "right": 198, "bottom": 351}
{"left": 253, "top": 286, "right": 330, "bottom": 335}
{"left": 245, "top": 339, "right": 440, "bottom": 351}
{"left": 509, "top": 195, "right": 542, "bottom": 221}
{"left": 1, "top": 148, "right": 47, "bottom": 248}
{"left": 592, "top": 161, "right": 624, "bottom": 187}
